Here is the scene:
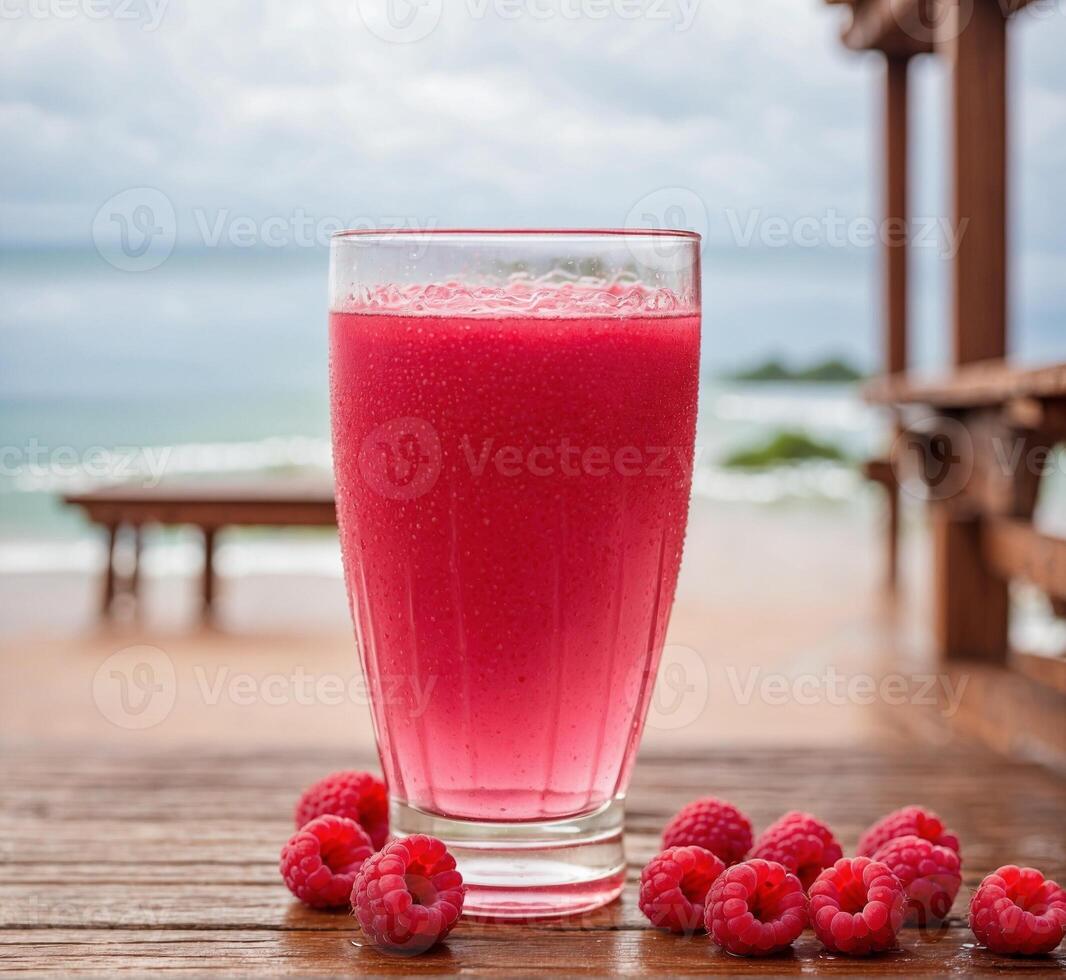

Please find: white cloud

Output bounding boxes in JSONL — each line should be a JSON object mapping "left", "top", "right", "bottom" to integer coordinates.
{"left": 0, "top": 0, "right": 1061, "bottom": 271}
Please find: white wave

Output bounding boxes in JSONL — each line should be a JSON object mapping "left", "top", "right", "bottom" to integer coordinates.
{"left": 707, "top": 388, "right": 881, "bottom": 433}
{"left": 1, "top": 436, "right": 332, "bottom": 494}
{"left": 692, "top": 462, "right": 865, "bottom": 504}
{"left": 0, "top": 539, "right": 104, "bottom": 574}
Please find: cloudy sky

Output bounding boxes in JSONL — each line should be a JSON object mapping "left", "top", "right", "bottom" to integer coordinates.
{"left": 2, "top": 0, "right": 1064, "bottom": 366}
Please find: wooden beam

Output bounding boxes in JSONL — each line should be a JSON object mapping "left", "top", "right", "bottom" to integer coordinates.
{"left": 984, "top": 517, "right": 1066, "bottom": 601}
{"left": 940, "top": 0, "right": 1008, "bottom": 365}
{"left": 863, "top": 360, "right": 1066, "bottom": 408}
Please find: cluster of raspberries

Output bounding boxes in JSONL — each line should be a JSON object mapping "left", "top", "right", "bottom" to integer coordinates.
{"left": 280, "top": 774, "right": 1066, "bottom": 959}
{"left": 642, "top": 797, "right": 1066, "bottom": 957}
{"left": 279, "top": 770, "right": 465, "bottom": 954}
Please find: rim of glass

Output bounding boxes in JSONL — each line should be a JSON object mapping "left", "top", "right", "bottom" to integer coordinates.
{"left": 331, "top": 227, "right": 701, "bottom": 242}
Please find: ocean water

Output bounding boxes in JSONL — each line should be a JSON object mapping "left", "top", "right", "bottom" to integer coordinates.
{"left": 1, "top": 245, "right": 890, "bottom": 568}
{"left": 4, "top": 245, "right": 1064, "bottom": 654}
{"left": 21, "top": 241, "right": 1049, "bottom": 578}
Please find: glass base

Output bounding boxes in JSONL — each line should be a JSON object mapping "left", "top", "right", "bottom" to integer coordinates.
{"left": 390, "top": 798, "right": 626, "bottom": 920}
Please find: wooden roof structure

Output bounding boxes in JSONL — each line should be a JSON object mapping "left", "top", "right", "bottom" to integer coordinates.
{"left": 825, "top": 0, "right": 1039, "bottom": 55}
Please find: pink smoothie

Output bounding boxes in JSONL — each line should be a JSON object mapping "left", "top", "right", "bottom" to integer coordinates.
{"left": 330, "top": 284, "right": 700, "bottom": 822}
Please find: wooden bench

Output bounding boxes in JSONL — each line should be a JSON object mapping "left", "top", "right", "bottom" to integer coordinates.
{"left": 63, "top": 478, "right": 336, "bottom": 623}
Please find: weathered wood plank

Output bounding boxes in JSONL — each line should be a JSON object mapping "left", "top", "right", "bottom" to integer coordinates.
{"left": 1011, "top": 651, "right": 1066, "bottom": 697}
{"left": 864, "top": 360, "right": 1066, "bottom": 409}
{"left": 1, "top": 745, "right": 1063, "bottom": 974}
{"left": 3, "top": 925, "right": 1064, "bottom": 976}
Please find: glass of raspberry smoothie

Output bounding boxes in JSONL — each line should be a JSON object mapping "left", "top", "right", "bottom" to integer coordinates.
{"left": 329, "top": 229, "right": 701, "bottom": 917}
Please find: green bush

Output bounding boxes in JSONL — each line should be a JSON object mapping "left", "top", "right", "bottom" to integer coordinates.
{"left": 722, "top": 430, "right": 849, "bottom": 469}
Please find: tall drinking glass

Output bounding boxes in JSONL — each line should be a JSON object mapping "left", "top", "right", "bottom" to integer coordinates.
{"left": 329, "top": 229, "right": 701, "bottom": 918}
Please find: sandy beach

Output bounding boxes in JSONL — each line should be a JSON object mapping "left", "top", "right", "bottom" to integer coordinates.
{"left": 0, "top": 496, "right": 938, "bottom": 755}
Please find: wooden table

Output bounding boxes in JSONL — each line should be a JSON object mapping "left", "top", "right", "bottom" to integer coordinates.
{"left": 2, "top": 743, "right": 1064, "bottom": 975}
{"left": 63, "top": 478, "right": 337, "bottom": 623}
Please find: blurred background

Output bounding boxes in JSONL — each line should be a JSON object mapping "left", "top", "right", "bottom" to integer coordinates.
{"left": 2, "top": 0, "right": 1065, "bottom": 754}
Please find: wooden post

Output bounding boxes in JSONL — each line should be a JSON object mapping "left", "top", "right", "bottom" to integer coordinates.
{"left": 882, "top": 53, "right": 910, "bottom": 590}
{"left": 932, "top": 505, "right": 1009, "bottom": 663}
{"left": 941, "top": 0, "right": 1008, "bottom": 364}
{"left": 932, "top": 0, "right": 1010, "bottom": 662}
{"left": 202, "top": 526, "right": 216, "bottom": 624}
{"left": 101, "top": 523, "right": 118, "bottom": 618}
{"left": 129, "top": 524, "right": 143, "bottom": 619}
{"left": 884, "top": 54, "right": 909, "bottom": 377}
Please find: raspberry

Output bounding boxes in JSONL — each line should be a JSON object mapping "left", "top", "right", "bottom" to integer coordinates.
{"left": 705, "top": 859, "right": 808, "bottom": 956}
{"left": 751, "top": 811, "right": 843, "bottom": 891}
{"left": 295, "top": 770, "right": 389, "bottom": 850}
{"left": 969, "top": 865, "right": 1066, "bottom": 956}
{"left": 280, "top": 814, "right": 374, "bottom": 909}
{"left": 872, "top": 834, "right": 962, "bottom": 925}
{"left": 856, "top": 805, "right": 959, "bottom": 858}
{"left": 809, "top": 856, "right": 906, "bottom": 955}
{"left": 351, "top": 834, "right": 465, "bottom": 954}
{"left": 639, "top": 846, "right": 726, "bottom": 934}
{"left": 662, "top": 797, "right": 753, "bottom": 865}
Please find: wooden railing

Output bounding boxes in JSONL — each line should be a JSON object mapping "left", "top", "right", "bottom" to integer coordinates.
{"left": 827, "top": 0, "right": 1065, "bottom": 759}
{"left": 865, "top": 360, "right": 1066, "bottom": 672}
